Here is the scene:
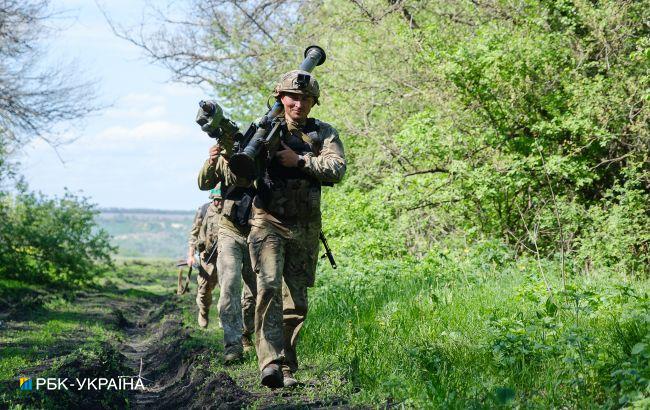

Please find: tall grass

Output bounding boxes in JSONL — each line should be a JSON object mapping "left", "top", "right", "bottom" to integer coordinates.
{"left": 301, "top": 242, "right": 650, "bottom": 407}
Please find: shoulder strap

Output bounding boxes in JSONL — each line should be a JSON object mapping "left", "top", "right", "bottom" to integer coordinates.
{"left": 302, "top": 118, "right": 324, "bottom": 154}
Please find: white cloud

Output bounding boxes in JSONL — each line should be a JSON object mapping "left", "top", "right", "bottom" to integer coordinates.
{"left": 102, "top": 92, "right": 171, "bottom": 121}
{"left": 17, "top": 0, "right": 217, "bottom": 210}
{"left": 104, "top": 104, "right": 167, "bottom": 120}
{"left": 161, "top": 83, "right": 207, "bottom": 99}
{"left": 121, "top": 92, "right": 167, "bottom": 106}
{"left": 93, "top": 120, "right": 191, "bottom": 144}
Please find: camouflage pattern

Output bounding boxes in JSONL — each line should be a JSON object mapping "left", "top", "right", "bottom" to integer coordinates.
{"left": 197, "top": 116, "right": 345, "bottom": 372}
{"left": 248, "top": 119, "right": 346, "bottom": 372}
{"left": 198, "top": 150, "right": 257, "bottom": 354}
{"left": 198, "top": 153, "right": 252, "bottom": 191}
{"left": 242, "top": 275, "right": 256, "bottom": 341}
{"left": 198, "top": 200, "right": 222, "bottom": 255}
{"left": 196, "top": 201, "right": 222, "bottom": 316}
{"left": 273, "top": 70, "right": 320, "bottom": 103}
{"left": 287, "top": 120, "right": 345, "bottom": 184}
{"left": 249, "top": 221, "right": 320, "bottom": 371}
{"left": 196, "top": 257, "right": 218, "bottom": 317}
{"left": 216, "top": 228, "right": 256, "bottom": 356}
{"left": 188, "top": 203, "right": 208, "bottom": 250}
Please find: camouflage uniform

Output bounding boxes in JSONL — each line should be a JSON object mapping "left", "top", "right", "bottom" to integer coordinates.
{"left": 249, "top": 117, "right": 346, "bottom": 373}
{"left": 195, "top": 200, "right": 222, "bottom": 317}
{"left": 198, "top": 156, "right": 257, "bottom": 358}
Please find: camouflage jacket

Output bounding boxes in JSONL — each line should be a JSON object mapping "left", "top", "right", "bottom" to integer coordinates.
{"left": 198, "top": 154, "right": 251, "bottom": 237}
{"left": 198, "top": 201, "right": 222, "bottom": 254}
{"left": 188, "top": 202, "right": 210, "bottom": 249}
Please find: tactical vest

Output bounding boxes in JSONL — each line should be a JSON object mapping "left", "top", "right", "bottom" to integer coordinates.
{"left": 255, "top": 118, "right": 325, "bottom": 221}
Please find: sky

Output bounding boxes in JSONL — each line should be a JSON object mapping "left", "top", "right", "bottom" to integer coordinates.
{"left": 18, "top": 0, "right": 216, "bottom": 211}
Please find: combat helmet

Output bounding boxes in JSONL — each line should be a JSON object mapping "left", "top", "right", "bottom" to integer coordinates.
{"left": 210, "top": 182, "right": 222, "bottom": 200}
{"left": 273, "top": 70, "right": 320, "bottom": 104}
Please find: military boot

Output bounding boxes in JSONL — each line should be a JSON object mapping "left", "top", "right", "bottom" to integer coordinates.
{"left": 242, "top": 334, "right": 253, "bottom": 353}
{"left": 198, "top": 310, "right": 209, "bottom": 328}
{"left": 260, "top": 363, "right": 283, "bottom": 388}
{"left": 282, "top": 369, "right": 298, "bottom": 388}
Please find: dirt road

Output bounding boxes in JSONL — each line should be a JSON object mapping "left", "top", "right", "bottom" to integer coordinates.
{"left": 0, "top": 260, "right": 349, "bottom": 409}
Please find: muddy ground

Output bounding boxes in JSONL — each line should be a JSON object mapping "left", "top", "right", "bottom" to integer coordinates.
{"left": 0, "top": 260, "right": 352, "bottom": 409}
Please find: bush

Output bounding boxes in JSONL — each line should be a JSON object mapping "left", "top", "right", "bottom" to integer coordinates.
{"left": 0, "top": 184, "right": 114, "bottom": 286}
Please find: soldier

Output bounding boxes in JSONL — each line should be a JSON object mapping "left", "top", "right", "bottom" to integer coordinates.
{"left": 247, "top": 70, "right": 346, "bottom": 387}
{"left": 198, "top": 145, "right": 257, "bottom": 364}
{"left": 187, "top": 185, "right": 223, "bottom": 328}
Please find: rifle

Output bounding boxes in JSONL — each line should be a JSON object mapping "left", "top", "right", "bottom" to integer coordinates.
{"left": 203, "top": 239, "right": 219, "bottom": 265}
{"left": 319, "top": 231, "right": 337, "bottom": 269}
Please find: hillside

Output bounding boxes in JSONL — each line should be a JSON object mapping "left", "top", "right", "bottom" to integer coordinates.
{"left": 96, "top": 208, "right": 197, "bottom": 259}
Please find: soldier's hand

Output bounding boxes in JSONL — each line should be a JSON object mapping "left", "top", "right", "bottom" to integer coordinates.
{"left": 187, "top": 255, "right": 195, "bottom": 267}
{"left": 276, "top": 142, "right": 300, "bottom": 168}
{"left": 208, "top": 144, "right": 222, "bottom": 165}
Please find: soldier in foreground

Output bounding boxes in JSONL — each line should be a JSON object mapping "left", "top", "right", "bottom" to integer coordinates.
{"left": 248, "top": 70, "right": 346, "bottom": 387}
{"left": 187, "top": 186, "right": 223, "bottom": 328}
{"left": 198, "top": 145, "right": 257, "bottom": 364}
{"left": 194, "top": 46, "right": 339, "bottom": 387}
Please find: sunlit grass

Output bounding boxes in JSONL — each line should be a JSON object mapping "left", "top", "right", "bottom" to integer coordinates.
{"left": 300, "top": 251, "right": 649, "bottom": 407}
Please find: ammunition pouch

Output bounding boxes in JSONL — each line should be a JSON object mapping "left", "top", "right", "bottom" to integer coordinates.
{"left": 222, "top": 186, "right": 255, "bottom": 227}
{"left": 258, "top": 178, "right": 321, "bottom": 220}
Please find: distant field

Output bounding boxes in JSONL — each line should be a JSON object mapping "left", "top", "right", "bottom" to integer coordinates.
{"left": 96, "top": 208, "right": 198, "bottom": 258}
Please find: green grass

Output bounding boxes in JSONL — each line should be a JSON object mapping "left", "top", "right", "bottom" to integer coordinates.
{"left": 0, "top": 259, "right": 173, "bottom": 387}
{"left": 162, "top": 243, "right": 649, "bottom": 407}
{"left": 2, "top": 253, "right": 647, "bottom": 408}
{"left": 299, "top": 247, "right": 650, "bottom": 408}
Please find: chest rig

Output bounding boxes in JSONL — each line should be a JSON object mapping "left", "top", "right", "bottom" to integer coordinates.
{"left": 256, "top": 119, "right": 324, "bottom": 221}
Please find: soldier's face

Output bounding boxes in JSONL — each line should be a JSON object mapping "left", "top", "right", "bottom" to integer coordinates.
{"left": 281, "top": 93, "right": 314, "bottom": 122}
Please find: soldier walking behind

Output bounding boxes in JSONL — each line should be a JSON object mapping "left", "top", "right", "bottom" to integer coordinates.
{"left": 187, "top": 186, "right": 223, "bottom": 328}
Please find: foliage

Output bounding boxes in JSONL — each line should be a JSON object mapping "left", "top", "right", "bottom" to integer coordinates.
{"left": 303, "top": 245, "right": 650, "bottom": 407}
{"left": 0, "top": 184, "right": 114, "bottom": 286}
{"left": 142, "top": 0, "right": 649, "bottom": 274}
{"left": 310, "top": 0, "right": 649, "bottom": 273}
{"left": 116, "top": 0, "right": 650, "bottom": 406}
{"left": 0, "top": 1, "right": 109, "bottom": 287}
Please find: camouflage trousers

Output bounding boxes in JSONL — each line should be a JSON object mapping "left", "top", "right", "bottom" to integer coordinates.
{"left": 242, "top": 273, "right": 255, "bottom": 340}
{"left": 248, "top": 221, "right": 320, "bottom": 372}
{"left": 196, "top": 256, "right": 218, "bottom": 315}
{"left": 217, "top": 228, "right": 256, "bottom": 355}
